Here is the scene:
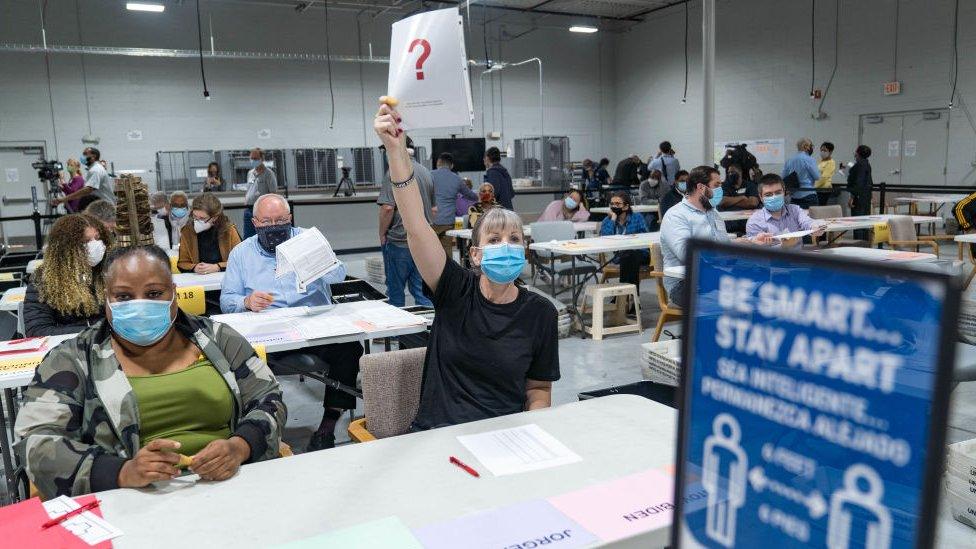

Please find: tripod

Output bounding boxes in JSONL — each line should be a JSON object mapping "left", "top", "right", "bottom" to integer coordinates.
{"left": 333, "top": 167, "right": 356, "bottom": 197}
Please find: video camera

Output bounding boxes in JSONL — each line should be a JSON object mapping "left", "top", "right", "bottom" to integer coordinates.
{"left": 31, "top": 159, "right": 63, "bottom": 182}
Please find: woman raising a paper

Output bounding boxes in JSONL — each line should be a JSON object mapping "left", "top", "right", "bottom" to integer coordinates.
{"left": 374, "top": 97, "right": 560, "bottom": 430}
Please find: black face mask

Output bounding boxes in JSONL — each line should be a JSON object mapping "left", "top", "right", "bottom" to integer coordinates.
{"left": 256, "top": 224, "right": 291, "bottom": 254}
{"left": 610, "top": 206, "right": 626, "bottom": 216}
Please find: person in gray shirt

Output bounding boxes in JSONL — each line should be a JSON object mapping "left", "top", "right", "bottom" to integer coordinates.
{"left": 377, "top": 138, "right": 435, "bottom": 308}
{"left": 243, "top": 147, "right": 278, "bottom": 239}
{"left": 53, "top": 147, "right": 115, "bottom": 210}
{"left": 431, "top": 153, "right": 477, "bottom": 259}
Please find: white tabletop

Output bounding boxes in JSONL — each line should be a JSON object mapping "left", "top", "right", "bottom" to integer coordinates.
{"left": 820, "top": 214, "right": 943, "bottom": 232}
{"left": 446, "top": 221, "right": 599, "bottom": 241}
{"left": 96, "top": 394, "right": 675, "bottom": 548}
{"left": 529, "top": 232, "right": 662, "bottom": 256}
{"left": 955, "top": 234, "right": 976, "bottom": 244}
{"left": 718, "top": 209, "right": 756, "bottom": 222}
{"left": 664, "top": 266, "right": 685, "bottom": 279}
{"left": 814, "top": 246, "right": 938, "bottom": 263}
{"left": 591, "top": 204, "right": 659, "bottom": 214}
{"left": 896, "top": 194, "right": 968, "bottom": 204}
{"left": 0, "top": 272, "right": 225, "bottom": 312}
{"left": 0, "top": 302, "right": 427, "bottom": 390}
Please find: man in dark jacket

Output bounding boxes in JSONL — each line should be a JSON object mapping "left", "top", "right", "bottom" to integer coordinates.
{"left": 483, "top": 147, "right": 515, "bottom": 210}
{"left": 846, "top": 145, "right": 873, "bottom": 240}
{"left": 613, "top": 155, "right": 643, "bottom": 187}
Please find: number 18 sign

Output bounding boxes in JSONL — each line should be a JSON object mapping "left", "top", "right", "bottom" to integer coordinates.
{"left": 672, "top": 240, "right": 958, "bottom": 548}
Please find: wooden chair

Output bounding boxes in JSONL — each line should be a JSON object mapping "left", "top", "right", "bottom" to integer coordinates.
{"left": 886, "top": 215, "right": 952, "bottom": 254}
{"left": 649, "top": 244, "right": 682, "bottom": 342}
{"left": 347, "top": 347, "right": 426, "bottom": 442}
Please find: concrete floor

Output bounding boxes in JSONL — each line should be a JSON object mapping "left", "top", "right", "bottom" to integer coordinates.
{"left": 3, "top": 247, "right": 976, "bottom": 544}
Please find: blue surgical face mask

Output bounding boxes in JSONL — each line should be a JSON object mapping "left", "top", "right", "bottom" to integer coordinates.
{"left": 479, "top": 243, "right": 526, "bottom": 284}
{"left": 676, "top": 180, "right": 687, "bottom": 193}
{"left": 109, "top": 298, "right": 175, "bottom": 346}
{"left": 170, "top": 207, "right": 189, "bottom": 219}
{"left": 564, "top": 197, "right": 578, "bottom": 210}
{"left": 763, "top": 194, "right": 785, "bottom": 212}
{"left": 248, "top": 159, "right": 261, "bottom": 169}
{"left": 708, "top": 186, "right": 724, "bottom": 208}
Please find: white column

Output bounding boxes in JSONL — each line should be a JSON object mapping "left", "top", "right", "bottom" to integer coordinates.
{"left": 702, "top": 0, "right": 716, "bottom": 165}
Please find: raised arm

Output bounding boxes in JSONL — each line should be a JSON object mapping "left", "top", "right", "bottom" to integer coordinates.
{"left": 374, "top": 98, "right": 446, "bottom": 291}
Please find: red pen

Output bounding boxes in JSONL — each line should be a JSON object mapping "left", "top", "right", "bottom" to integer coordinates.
{"left": 41, "top": 500, "right": 100, "bottom": 529}
{"left": 449, "top": 456, "right": 481, "bottom": 478}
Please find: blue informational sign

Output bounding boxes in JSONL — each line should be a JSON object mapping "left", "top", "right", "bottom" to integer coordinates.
{"left": 673, "top": 241, "right": 958, "bottom": 549}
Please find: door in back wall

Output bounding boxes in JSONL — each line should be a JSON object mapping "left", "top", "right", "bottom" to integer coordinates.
{"left": 859, "top": 109, "right": 950, "bottom": 186}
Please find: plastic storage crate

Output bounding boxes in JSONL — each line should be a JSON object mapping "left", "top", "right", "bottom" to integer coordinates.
{"left": 640, "top": 339, "right": 681, "bottom": 387}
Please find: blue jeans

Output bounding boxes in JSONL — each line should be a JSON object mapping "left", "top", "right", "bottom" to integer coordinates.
{"left": 243, "top": 207, "right": 256, "bottom": 239}
{"left": 382, "top": 243, "right": 433, "bottom": 308}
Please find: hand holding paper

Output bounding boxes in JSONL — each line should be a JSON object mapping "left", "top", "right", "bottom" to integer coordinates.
{"left": 387, "top": 8, "right": 473, "bottom": 130}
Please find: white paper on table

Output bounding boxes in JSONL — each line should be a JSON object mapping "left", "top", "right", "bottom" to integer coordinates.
{"left": 294, "top": 315, "right": 363, "bottom": 340}
{"left": 210, "top": 307, "right": 310, "bottom": 344}
{"left": 773, "top": 229, "right": 814, "bottom": 240}
{"left": 457, "top": 424, "right": 582, "bottom": 476}
{"left": 387, "top": 7, "right": 473, "bottom": 130}
{"left": 274, "top": 227, "right": 340, "bottom": 293}
{"left": 42, "top": 495, "right": 123, "bottom": 545}
{"left": 344, "top": 301, "right": 427, "bottom": 329}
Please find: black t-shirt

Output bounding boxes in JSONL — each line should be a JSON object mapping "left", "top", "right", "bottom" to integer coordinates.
{"left": 411, "top": 258, "right": 561, "bottom": 430}
{"left": 196, "top": 227, "right": 223, "bottom": 265}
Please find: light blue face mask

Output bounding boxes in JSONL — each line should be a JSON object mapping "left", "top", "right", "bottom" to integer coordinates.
{"left": 170, "top": 207, "right": 189, "bottom": 219}
{"left": 708, "top": 186, "right": 724, "bottom": 208}
{"left": 248, "top": 159, "right": 261, "bottom": 169}
{"left": 109, "top": 298, "right": 175, "bottom": 346}
{"left": 676, "top": 180, "right": 687, "bottom": 193}
{"left": 763, "top": 194, "right": 785, "bottom": 211}
{"left": 479, "top": 243, "right": 526, "bottom": 284}
{"left": 564, "top": 197, "right": 578, "bottom": 210}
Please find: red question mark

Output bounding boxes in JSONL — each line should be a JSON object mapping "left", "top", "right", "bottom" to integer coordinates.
{"left": 408, "top": 39, "right": 431, "bottom": 80}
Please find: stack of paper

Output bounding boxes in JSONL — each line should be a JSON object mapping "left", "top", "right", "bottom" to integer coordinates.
{"left": 342, "top": 301, "right": 427, "bottom": 330}
{"left": 365, "top": 256, "right": 386, "bottom": 285}
{"left": 275, "top": 227, "right": 340, "bottom": 292}
{"left": 0, "top": 337, "right": 48, "bottom": 355}
{"left": 210, "top": 308, "right": 311, "bottom": 344}
{"left": 457, "top": 424, "right": 582, "bottom": 476}
{"left": 946, "top": 438, "right": 976, "bottom": 530}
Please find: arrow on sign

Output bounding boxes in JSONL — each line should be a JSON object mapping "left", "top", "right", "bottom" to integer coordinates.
{"left": 749, "top": 466, "right": 827, "bottom": 519}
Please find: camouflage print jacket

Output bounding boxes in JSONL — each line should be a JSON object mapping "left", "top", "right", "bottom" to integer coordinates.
{"left": 14, "top": 312, "right": 287, "bottom": 498}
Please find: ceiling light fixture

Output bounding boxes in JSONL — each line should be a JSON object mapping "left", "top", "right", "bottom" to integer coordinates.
{"left": 126, "top": 3, "right": 165, "bottom": 12}
{"left": 569, "top": 25, "right": 598, "bottom": 34}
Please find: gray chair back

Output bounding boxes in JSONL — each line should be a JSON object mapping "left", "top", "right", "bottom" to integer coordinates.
{"left": 530, "top": 221, "right": 575, "bottom": 259}
{"left": 887, "top": 215, "right": 918, "bottom": 242}
{"left": 361, "top": 347, "right": 426, "bottom": 439}
{"left": 808, "top": 204, "right": 842, "bottom": 219}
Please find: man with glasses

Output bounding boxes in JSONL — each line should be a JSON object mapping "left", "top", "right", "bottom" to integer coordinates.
{"left": 746, "top": 174, "right": 824, "bottom": 247}
{"left": 220, "top": 193, "right": 362, "bottom": 452}
{"left": 660, "top": 166, "right": 774, "bottom": 307}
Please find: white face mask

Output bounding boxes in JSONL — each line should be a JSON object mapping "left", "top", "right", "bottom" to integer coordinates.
{"left": 193, "top": 219, "right": 213, "bottom": 233}
{"left": 85, "top": 239, "right": 106, "bottom": 267}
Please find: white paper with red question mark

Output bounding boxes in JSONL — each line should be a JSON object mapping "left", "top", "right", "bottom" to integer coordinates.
{"left": 387, "top": 7, "right": 474, "bottom": 130}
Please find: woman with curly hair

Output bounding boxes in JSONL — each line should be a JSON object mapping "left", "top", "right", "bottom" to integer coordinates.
{"left": 177, "top": 192, "right": 241, "bottom": 274}
{"left": 24, "top": 213, "right": 114, "bottom": 336}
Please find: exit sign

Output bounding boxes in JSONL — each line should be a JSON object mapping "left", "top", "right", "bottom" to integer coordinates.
{"left": 883, "top": 81, "right": 902, "bottom": 95}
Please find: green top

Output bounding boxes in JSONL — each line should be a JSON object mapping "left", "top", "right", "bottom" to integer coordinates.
{"left": 128, "top": 357, "right": 234, "bottom": 456}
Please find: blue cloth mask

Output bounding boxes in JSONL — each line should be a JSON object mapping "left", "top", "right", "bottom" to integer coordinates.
{"left": 564, "top": 197, "right": 578, "bottom": 210}
{"left": 170, "top": 207, "right": 189, "bottom": 219}
{"left": 708, "top": 186, "right": 724, "bottom": 208}
{"left": 763, "top": 194, "right": 785, "bottom": 211}
{"left": 109, "top": 299, "right": 175, "bottom": 346}
{"left": 479, "top": 243, "right": 526, "bottom": 284}
{"left": 676, "top": 180, "right": 687, "bottom": 193}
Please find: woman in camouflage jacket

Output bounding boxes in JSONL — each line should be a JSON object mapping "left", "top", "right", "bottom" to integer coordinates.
{"left": 15, "top": 245, "right": 286, "bottom": 498}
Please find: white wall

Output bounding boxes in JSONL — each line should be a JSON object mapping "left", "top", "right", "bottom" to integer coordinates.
{"left": 0, "top": 0, "right": 615, "bottom": 184}
{"left": 613, "top": 0, "right": 976, "bottom": 184}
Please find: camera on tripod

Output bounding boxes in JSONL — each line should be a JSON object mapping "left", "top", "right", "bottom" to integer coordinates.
{"left": 32, "top": 160, "right": 63, "bottom": 182}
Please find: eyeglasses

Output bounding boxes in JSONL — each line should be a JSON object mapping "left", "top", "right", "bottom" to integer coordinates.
{"left": 254, "top": 216, "right": 291, "bottom": 226}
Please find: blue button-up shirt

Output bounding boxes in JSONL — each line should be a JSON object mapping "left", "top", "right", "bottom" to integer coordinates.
{"left": 649, "top": 154, "right": 681, "bottom": 185}
{"left": 782, "top": 152, "right": 821, "bottom": 199}
{"left": 660, "top": 199, "right": 729, "bottom": 293}
{"left": 600, "top": 210, "right": 648, "bottom": 236}
{"left": 220, "top": 227, "right": 347, "bottom": 313}
{"left": 745, "top": 204, "right": 815, "bottom": 238}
